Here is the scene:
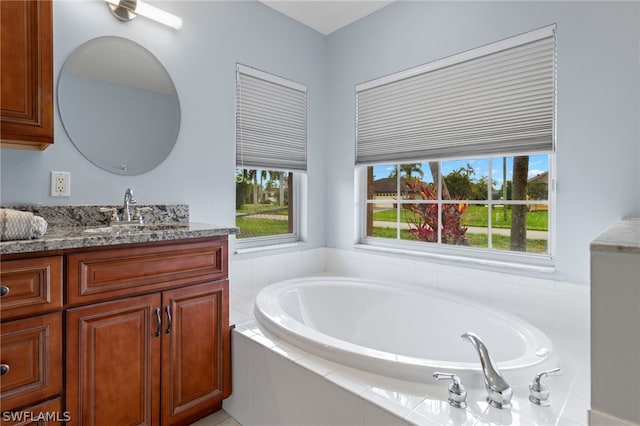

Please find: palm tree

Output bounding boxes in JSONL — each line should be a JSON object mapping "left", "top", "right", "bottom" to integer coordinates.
{"left": 510, "top": 156, "right": 529, "bottom": 251}
{"left": 389, "top": 163, "right": 425, "bottom": 179}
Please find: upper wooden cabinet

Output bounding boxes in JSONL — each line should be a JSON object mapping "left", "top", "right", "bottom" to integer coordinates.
{"left": 0, "top": 0, "right": 54, "bottom": 150}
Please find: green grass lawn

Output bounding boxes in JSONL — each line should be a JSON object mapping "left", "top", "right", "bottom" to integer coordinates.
{"left": 371, "top": 227, "right": 547, "bottom": 253}
{"left": 236, "top": 208, "right": 548, "bottom": 252}
{"left": 372, "top": 205, "right": 548, "bottom": 231}
{"left": 237, "top": 204, "right": 288, "bottom": 215}
{"left": 236, "top": 217, "right": 289, "bottom": 238}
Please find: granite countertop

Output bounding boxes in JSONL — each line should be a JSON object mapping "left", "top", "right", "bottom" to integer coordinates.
{"left": 591, "top": 218, "right": 640, "bottom": 253}
{"left": 0, "top": 204, "right": 239, "bottom": 255}
{"left": 0, "top": 222, "right": 240, "bottom": 255}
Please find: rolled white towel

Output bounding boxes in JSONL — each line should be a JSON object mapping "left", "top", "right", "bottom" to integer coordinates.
{"left": 0, "top": 208, "right": 48, "bottom": 241}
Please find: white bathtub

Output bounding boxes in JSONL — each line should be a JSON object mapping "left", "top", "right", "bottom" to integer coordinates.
{"left": 254, "top": 276, "right": 558, "bottom": 387}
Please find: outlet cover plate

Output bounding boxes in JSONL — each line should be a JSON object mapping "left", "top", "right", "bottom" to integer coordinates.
{"left": 51, "top": 171, "right": 71, "bottom": 197}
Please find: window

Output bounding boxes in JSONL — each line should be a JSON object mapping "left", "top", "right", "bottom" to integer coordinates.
{"left": 356, "top": 25, "right": 556, "bottom": 265}
{"left": 364, "top": 155, "right": 551, "bottom": 254}
{"left": 236, "top": 168, "right": 295, "bottom": 239}
{"left": 235, "top": 64, "right": 307, "bottom": 247}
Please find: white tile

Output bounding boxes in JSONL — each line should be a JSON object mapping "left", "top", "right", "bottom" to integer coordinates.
{"left": 270, "top": 339, "right": 307, "bottom": 362}
{"left": 250, "top": 256, "right": 272, "bottom": 288}
{"left": 230, "top": 307, "right": 253, "bottom": 325}
{"left": 325, "top": 366, "right": 374, "bottom": 396}
{"left": 519, "top": 275, "right": 556, "bottom": 291}
{"left": 267, "top": 252, "right": 296, "bottom": 283}
{"left": 559, "top": 395, "right": 590, "bottom": 426}
{"left": 437, "top": 270, "right": 462, "bottom": 293}
{"left": 414, "top": 261, "right": 439, "bottom": 289}
{"left": 302, "top": 372, "right": 366, "bottom": 426}
{"left": 375, "top": 256, "right": 416, "bottom": 285}
{"left": 230, "top": 292, "right": 255, "bottom": 314}
{"left": 556, "top": 416, "right": 584, "bottom": 425}
{"left": 271, "top": 356, "right": 305, "bottom": 424}
{"left": 520, "top": 284, "right": 556, "bottom": 331}
{"left": 361, "top": 253, "right": 387, "bottom": 280}
{"left": 230, "top": 258, "right": 254, "bottom": 298}
{"left": 327, "top": 248, "right": 362, "bottom": 277}
{"left": 296, "top": 353, "right": 338, "bottom": 377}
{"left": 223, "top": 336, "right": 253, "bottom": 425}
{"left": 489, "top": 279, "right": 521, "bottom": 316}
{"left": 406, "top": 397, "right": 470, "bottom": 425}
{"left": 301, "top": 247, "right": 327, "bottom": 275}
{"left": 361, "top": 386, "right": 425, "bottom": 419}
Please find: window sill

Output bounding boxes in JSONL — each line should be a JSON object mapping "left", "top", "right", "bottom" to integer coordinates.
{"left": 354, "top": 241, "right": 555, "bottom": 275}
{"left": 235, "top": 240, "right": 306, "bottom": 255}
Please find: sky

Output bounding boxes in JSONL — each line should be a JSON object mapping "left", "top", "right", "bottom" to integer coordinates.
{"left": 372, "top": 154, "right": 549, "bottom": 187}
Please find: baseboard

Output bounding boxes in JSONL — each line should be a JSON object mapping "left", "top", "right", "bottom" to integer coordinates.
{"left": 590, "top": 409, "right": 639, "bottom": 426}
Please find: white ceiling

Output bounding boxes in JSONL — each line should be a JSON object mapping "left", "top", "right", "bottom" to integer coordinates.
{"left": 261, "top": 1, "right": 394, "bottom": 35}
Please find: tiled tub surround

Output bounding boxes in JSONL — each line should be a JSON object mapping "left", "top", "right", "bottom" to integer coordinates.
{"left": 227, "top": 248, "right": 590, "bottom": 425}
{"left": 0, "top": 204, "right": 239, "bottom": 254}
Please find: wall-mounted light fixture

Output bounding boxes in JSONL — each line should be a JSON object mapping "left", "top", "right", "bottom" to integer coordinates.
{"left": 105, "top": 0, "right": 183, "bottom": 30}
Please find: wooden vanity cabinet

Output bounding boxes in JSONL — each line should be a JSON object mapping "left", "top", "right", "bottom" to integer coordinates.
{"left": 0, "top": 256, "right": 63, "bottom": 417}
{"left": 0, "top": 0, "right": 54, "bottom": 150}
{"left": 65, "top": 237, "right": 231, "bottom": 426}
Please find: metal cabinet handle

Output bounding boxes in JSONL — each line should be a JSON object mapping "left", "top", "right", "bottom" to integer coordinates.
{"left": 0, "top": 286, "right": 9, "bottom": 297}
{"left": 164, "top": 306, "right": 172, "bottom": 334}
{"left": 154, "top": 308, "right": 162, "bottom": 337}
{"left": 0, "top": 364, "right": 9, "bottom": 376}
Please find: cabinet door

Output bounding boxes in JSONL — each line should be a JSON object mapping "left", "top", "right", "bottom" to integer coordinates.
{"left": 0, "top": 0, "right": 53, "bottom": 149}
{"left": 0, "top": 313, "right": 62, "bottom": 412}
{"left": 161, "top": 281, "right": 230, "bottom": 425}
{"left": 66, "top": 294, "right": 161, "bottom": 426}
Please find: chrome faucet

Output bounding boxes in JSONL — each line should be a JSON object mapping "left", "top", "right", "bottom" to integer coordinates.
{"left": 461, "top": 332, "right": 512, "bottom": 409}
{"left": 123, "top": 188, "right": 137, "bottom": 222}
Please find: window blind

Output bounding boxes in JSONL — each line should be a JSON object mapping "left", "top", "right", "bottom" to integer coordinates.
{"left": 236, "top": 64, "right": 307, "bottom": 172}
{"left": 355, "top": 25, "right": 556, "bottom": 165}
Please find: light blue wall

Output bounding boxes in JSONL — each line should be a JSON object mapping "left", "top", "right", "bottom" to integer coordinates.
{"left": 1, "top": 1, "right": 638, "bottom": 284}
{"left": 325, "top": 1, "right": 640, "bottom": 284}
{"left": 0, "top": 0, "right": 328, "bottom": 253}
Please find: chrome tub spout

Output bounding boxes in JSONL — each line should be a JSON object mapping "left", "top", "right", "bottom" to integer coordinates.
{"left": 461, "top": 332, "right": 512, "bottom": 408}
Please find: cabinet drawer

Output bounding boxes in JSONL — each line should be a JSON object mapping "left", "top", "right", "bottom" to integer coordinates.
{"left": 0, "top": 256, "right": 63, "bottom": 320}
{"left": 67, "top": 238, "right": 227, "bottom": 305}
{"left": 0, "top": 313, "right": 63, "bottom": 412}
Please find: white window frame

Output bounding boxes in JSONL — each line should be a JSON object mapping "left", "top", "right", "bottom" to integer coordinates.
{"left": 356, "top": 154, "right": 556, "bottom": 273}
{"left": 235, "top": 170, "right": 304, "bottom": 252}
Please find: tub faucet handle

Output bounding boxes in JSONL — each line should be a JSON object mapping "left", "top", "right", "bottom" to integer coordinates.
{"left": 433, "top": 372, "right": 467, "bottom": 409}
{"left": 529, "top": 367, "right": 562, "bottom": 406}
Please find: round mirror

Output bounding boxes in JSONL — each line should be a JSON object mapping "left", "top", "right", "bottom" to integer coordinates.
{"left": 58, "top": 36, "right": 180, "bottom": 175}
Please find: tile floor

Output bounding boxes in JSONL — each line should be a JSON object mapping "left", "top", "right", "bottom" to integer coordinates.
{"left": 191, "top": 410, "right": 241, "bottom": 426}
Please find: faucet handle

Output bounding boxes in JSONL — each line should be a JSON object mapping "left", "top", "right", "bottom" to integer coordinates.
{"left": 529, "top": 367, "right": 562, "bottom": 406}
{"left": 133, "top": 206, "right": 152, "bottom": 223}
{"left": 99, "top": 207, "right": 120, "bottom": 223}
{"left": 433, "top": 372, "right": 467, "bottom": 409}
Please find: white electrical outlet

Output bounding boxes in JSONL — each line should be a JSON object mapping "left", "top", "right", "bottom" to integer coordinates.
{"left": 51, "top": 172, "right": 71, "bottom": 197}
